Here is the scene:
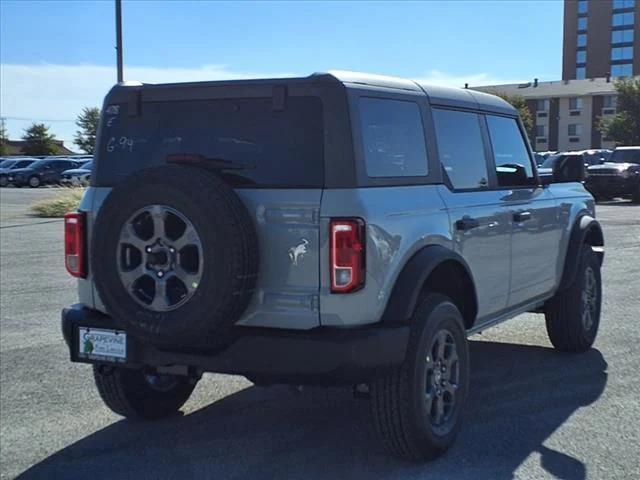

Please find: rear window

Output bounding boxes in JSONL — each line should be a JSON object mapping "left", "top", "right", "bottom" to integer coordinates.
{"left": 96, "top": 97, "right": 324, "bottom": 187}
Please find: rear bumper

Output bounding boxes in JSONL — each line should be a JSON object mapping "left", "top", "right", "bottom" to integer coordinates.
{"left": 62, "top": 304, "right": 410, "bottom": 384}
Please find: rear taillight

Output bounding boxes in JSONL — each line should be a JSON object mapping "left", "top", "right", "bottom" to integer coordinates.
{"left": 64, "top": 212, "right": 86, "bottom": 278}
{"left": 330, "top": 218, "right": 365, "bottom": 293}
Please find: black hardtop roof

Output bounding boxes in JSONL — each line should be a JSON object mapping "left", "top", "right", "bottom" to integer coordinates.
{"left": 108, "top": 70, "right": 516, "bottom": 116}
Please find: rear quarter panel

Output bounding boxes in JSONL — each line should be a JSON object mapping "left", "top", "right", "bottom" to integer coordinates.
{"left": 319, "top": 185, "right": 452, "bottom": 326}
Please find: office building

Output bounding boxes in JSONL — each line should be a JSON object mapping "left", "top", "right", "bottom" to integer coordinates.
{"left": 475, "top": 78, "right": 616, "bottom": 151}
{"left": 563, "top": 0, "right": 639, "bottom": 80}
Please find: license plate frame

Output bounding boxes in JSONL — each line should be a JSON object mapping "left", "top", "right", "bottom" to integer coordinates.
{"left": 77, "top": 327, "right": 127, "bottom": 362}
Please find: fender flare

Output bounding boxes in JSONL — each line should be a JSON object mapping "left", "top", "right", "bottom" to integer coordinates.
{"left": 380, "top": 245, "right": 477, "bottom": 324}
{"left": 559, "top": 215, "right": 604, "bottom": 291}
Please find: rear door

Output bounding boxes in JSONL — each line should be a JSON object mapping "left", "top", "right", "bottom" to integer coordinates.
{"left": 484, "top": 114, "right": 562, "bottom": 306}
{"left": 432, "top": 108, "right": 512, "bottom": 319}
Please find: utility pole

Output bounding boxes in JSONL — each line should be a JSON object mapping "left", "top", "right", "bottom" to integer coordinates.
{"left": 115, "top": 0, "right": 124, "bottom": 83}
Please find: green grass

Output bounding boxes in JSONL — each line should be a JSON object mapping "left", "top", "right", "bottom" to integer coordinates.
{"left": 31, "top": 188, "right": 85, "bottom": 218}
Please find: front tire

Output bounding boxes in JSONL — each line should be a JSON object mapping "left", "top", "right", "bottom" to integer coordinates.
{"left": 93, "top": 366, "right": 197, "bottom": 419}
{"left": 545, "top": 245, "right": 602, "bottom": 352}
{"left": 370, "top": 294, "right": 469, "bottom": 460}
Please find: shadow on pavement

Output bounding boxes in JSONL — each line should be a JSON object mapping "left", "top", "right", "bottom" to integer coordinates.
{"left": 18, "top": 341, "right": 607, "bottom": 480}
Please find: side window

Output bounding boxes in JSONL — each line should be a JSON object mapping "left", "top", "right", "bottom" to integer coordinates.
{"left": 359, "top": 97, "right": 428, "bottom": 177}
{"left": 432, "top": 109, "right": 488, "bottom": 190}
{"left": 486, "top": 115, "right": 535, "bottom": 187}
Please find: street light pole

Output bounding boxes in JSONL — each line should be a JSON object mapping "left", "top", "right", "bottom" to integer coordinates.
{"left": 115, "top": 0, "right": 123, "bottom": 83}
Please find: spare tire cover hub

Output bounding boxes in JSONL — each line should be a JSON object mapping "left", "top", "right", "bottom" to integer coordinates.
{"left": 117, "top": 204, "right": 203, "bottom": 312}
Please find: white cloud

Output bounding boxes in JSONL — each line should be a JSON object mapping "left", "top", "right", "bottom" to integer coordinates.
{"left": 0, "top": 63, "right": 294, "bottom": 146}
{"left": 1, "top": 63, "right": 527, "bottom": 148}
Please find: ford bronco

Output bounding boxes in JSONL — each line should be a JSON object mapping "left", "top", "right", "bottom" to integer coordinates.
{"left": 62, "top": 71, "right": 604, "bottom": 460}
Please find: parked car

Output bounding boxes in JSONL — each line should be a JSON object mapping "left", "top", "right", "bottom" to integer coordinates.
{"left": 581, "top": 149, "right": 612, "bottom": 166}
{"left": 61, "top": 71, "right": 603, "bottom": 461}
{"left": 6, "top": 158, "right": 82, "bottom": 187}
{"left": 536, "top": 150, "right": 557, "bottom": 159}
{"left": 0, "top": 158, "right": 36, "bottom": 187}
{"left": 586, "top": 146, "right": 640, "bottom": 202}
{"left": 61, "top": 161, "right": 93, "bottom": 186}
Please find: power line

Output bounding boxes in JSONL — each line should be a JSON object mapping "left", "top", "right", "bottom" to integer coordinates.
{"left": 1, "top": 116, "right": 76, "bottom": 123}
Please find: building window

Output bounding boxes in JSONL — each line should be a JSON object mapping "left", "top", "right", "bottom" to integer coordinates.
{"left": 603, "top": 95, "right": 617, "bottom": 108}
{"left": 612, "top": 29, "right": 634, "bottom": 44}
{"left": 578, "top": 17, "right": 588, "bottom": 30}
{"left": 613, "top": 0, "right": 635, "bottom": 9}
{"left": 537, "top": 99, "right": 549, "bottom": 111}
{"left": 568, "top": 124, "right": 582, "bottom": 137}
{"left": 576, "top": 51, "right": 587, "bottom": 64}
{"left": 569, "top": 98, "right": 583, "bottom": 110}
{"left": 578, "top": 0, "right": 588, "bottom": 14}
{"left": 577, "top": 34, "right": 587, "bottom": 47}
{"left": 576, "top": 67, "right": 586, "bottom": 79}
{"left": 612, "top": 12, "right": 635, "bottom": 26}
{"left": 611, "top": 63, "right": 633, "bottom": 77}
{"left": 611, "top": 46, "right": 634, "bottom": 60}
{"left": 536, "top": 125, "right": 547, "bottom": 137}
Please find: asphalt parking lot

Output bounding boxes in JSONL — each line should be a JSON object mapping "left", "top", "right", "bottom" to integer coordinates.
{"left": 0, "top": 188, "right": 639, "bottom": 480}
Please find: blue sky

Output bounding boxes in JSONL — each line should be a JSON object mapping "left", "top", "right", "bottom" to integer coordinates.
{"left": 1, "top": 0, "right": 564, "bottom": 145}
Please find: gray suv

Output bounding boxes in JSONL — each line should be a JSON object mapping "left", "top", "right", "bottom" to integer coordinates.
{"left": 61, "top": 71, "right": 604, "bottom": 460}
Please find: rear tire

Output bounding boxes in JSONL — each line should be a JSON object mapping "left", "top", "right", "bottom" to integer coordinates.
{"left": 545, "top": 245, "right": 602, "bottom": 352}
{"left": 0, "top": 176, "right": 7, "bottom": 187}
{"left": 370, "top": 293, "right": 469, "bottom": 460}
{"left": 93, "top": 366, "right": 197, "bottom": 420}
{"left": 28, "top": 176, "right": 41, "bottom": 188}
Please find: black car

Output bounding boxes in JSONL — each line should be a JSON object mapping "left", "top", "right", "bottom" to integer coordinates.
{"left": 586, "top": 146, "right": 640, "bottom": 202}
{"left": 6, "top": 158, "right": 82, "bottom": 188}
{"left": 0, "top": 158, "right": 36, "bottom": 187}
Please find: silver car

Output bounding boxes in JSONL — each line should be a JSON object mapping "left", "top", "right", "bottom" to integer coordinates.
{"left": 61, "top": 71, "right": 603, "bottom": 460}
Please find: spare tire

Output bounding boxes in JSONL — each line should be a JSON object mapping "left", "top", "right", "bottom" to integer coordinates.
{"left": 92, "top": 165, "right": 258, "bottom": 347}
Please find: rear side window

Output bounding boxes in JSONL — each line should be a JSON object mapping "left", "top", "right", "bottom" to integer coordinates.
{"left": 359, "top": 97, "right": 428, "bottom": 177}
{"left": 486, "top": 115, "right": 535, "bottom": 187}
{"left": 96, "top": 97, "right": 324, "bottom": 187}
{"left": 432, "top": 109, "right": 488, "bottom": 190}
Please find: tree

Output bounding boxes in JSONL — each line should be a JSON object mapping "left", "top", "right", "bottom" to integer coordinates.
{"left": 494, "top": 92, "right": 534, "bottom": 143}
{"left": 0, "top": 118, "right": 8, "bottom": 156}
{"left": 599, "top": 77, "right": 640, "bottom": 146}
{"left": 74, "top": 107, "right": 100, "bottom": 154}
{"left": 21, "top": 123, "right": 59, "bottom": 156}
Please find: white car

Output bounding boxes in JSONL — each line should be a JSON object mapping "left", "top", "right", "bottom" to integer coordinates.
{"left": 60, "top": 161, "right": 92, "bottom": 186}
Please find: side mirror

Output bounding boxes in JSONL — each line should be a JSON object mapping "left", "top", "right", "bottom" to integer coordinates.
{"left": 496, "top": 163, "right": 529, "bottom": 185}
{"left": 553, "top": 156, "right": 585, "bottom": 183}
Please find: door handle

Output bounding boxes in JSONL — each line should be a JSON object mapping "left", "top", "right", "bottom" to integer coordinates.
{"left": 513, "top": 211, "right": 532, "bottom": 222}
{"left": 455, "top": 217, "right": 480, "bottom": 231}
